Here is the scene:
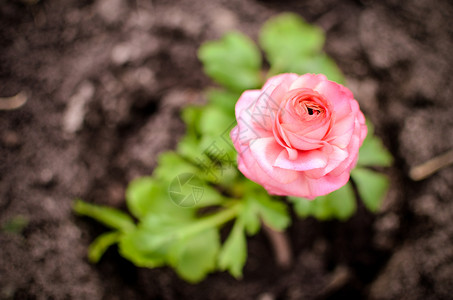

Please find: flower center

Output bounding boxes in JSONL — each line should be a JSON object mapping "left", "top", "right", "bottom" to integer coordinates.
{"left": 304, "top": 103, "right": 323, "bottom": 116}
{"left": 294, "top": 100, "right": 324, "bottom": 119}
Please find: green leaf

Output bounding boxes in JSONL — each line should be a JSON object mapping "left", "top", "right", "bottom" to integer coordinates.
{"left": 126, "top": 177, "right": 159, "bottom": 219}
{"left": 120, "top": 205, "right": 239, "bottom": 280}
{"left": 169, "top": 228, "right": 220, "bottom": 283}
{"left": 118, "top": 227, "right": 170, "bottom": 268}
{"left": 154, "top": 152, "right": 228, "bottom": 208}
{"left": 1, "top": 215, "right": 28, "bottom": 234}
{"left": 119, "top": 214, "right": 191, "bottom": 268}
{"left": 177, "top": 134, "right": 202, "bottom": 159}
{"left": 357, "top": 121, "right": 393, "bottom": 167}
{"left": 178, "top": 107, "right": 203, "bottom": 161}
{"left": 240, "top": 198, "right": 261, "bottom": 235}
{"left": 289, "top": 54, "right": 345, "bottom": 84}
{"left": 73, "top": 199, "right": 135, "bottom": 232}
{"left": 358, "top": 136, "right": 393, "bottom": 167}
{"left": 154, "top": 151, "right": 222, "bottom": 190}
{"left": 256, "top": 197, "right": 290, "bottom": 231}
{"left": 153, "top": 152, "right": 200, "bottom": 182}
{"left": 88, "top": 231, "right": 121, "bottom": 263}
{"left": 259, "top": 13, "right": 324, "bottom": 71}
{"left": 199, "top": 32, "right": 262, "bottom": 92}
{"left": 247, "top": 192, "right": 290, "bottom": 231}
{"left": 325, "top": 182, "right": 356, "bottom": 220}
{"left": 199, "top": 104, "right": 235, "bottom": 138}
{"left": 351, "top": 168, "right": 389, "bottom": 212}
{"left": 126, "top": 176, "right": 195, "bottom": 220}
{"left": 218, "top": 219, "right": 247, "bottom": 278}
{"left": 181, "top": 106, "right": 203, "bottom": 136}
{"left": 289, "top": 182, "right": 356, "bottom": 221}
{"left": 206, "top": 89, "right": 239, "bottom": 114}
{"left": 239, "top": 181, "right": 290, "bottom": 231}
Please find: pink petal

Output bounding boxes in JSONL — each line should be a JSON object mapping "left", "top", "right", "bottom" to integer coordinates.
{"left": 281, "top": 121, "right": 331, "bottom": 141}
{"left": 249, "top": 137, "right": 299, "bottom": 184}
{"left": 304, "top": 171, "right": 350, "bottom": 198}
{"left": 236, "top": 142, "right": 292, "bottom": 195}
{"left": 325, "top": 116, "right": 355, "bottom": 148}
{"left": 289, "top": 73, "right": 327, "bottom": 90}
{"left": 235, "top": 90, "right": 262, "bottom": 118}
{"left": 266, "top": 170, "right": 350, "bottom": 199}
{"left": 274, "top": 149, "right": 328, "bottom": 171}
{"left": 303, "top": 145, "right": 348, "bottom": 178}
{"left": 314, "top": 80, "right": 353, "bottom": 121}
{"left": 284, "top": 129, "right": 326, "bottom": 150}
{"left": 357, "top": 111, "right": 367, "bottom": 144}
{"left": 329, "top": 121, "right": 361, "bottom": 177}
{"left": 262, "top": 73, "right": 299, "bottom": 94}
{"left": 235, "top": 111, "right": 272, "bottom": 145}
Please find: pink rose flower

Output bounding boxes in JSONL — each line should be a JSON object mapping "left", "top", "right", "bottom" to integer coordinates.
{"left": 230, "top": 73, "right": 367, "bottom": 199}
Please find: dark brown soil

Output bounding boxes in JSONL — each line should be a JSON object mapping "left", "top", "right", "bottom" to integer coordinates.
{"left": 1, "top": 0, "right": 453, "bottom": 299}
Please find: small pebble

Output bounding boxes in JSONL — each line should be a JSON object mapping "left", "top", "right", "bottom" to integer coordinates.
{"left": 257, "top": 292, "right": 275, "bottom": 300}
{"left": 1, "top": 130, "right": 21, "bottom": 148}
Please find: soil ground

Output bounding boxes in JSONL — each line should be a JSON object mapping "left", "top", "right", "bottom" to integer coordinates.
{"left": 1, "top": 0, "right": 453, "bottom": 299}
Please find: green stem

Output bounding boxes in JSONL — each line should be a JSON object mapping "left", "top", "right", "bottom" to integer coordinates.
{"left": 177, "top": 202, "right": 241, "bottom": 239}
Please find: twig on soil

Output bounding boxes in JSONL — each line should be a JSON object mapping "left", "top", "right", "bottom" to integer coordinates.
{"left": 262, "top": 222, "right": 293, "bottom": 268}
{"left": 0, "top": 91, "right": 28, "bottom": 110}
{"left": 409, "top": 149, "right": 453, "bottom": 181}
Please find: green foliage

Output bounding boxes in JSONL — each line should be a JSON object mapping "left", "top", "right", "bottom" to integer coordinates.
{"left": 260, "top": 13, "right": 324, "bottom": 58}
{"left": 252, "top": 195, "right": 291, "bottom": 231}
{"left": 169, "top": 228, "right": 220, "bottom": 282}
{"left": 218, "top": 219, "right": 247, "bottom": 278}
{"left": 198, "top": 32, "right": 263, "bottom": 92}
{"left": 351, "top": 168, "right": 389, "bottom": 212}
{"left": 74, "top": 12, "right": 393, "bottom": 284}
{"left": 1, "top": 215, "right": 29, "bottom": 234}
{"left": 351, "top": 121, "right": 392, "bottom": 212}
{"left": 259, "top": 13, "right": 344, "bottom": 83}
{"left": 357, "top": 121, "right": 393, "bottom": 167}
{"left": 118, "top": 219, "right": 222, "bottom": 282}
{"left": 88, "top": 231, "right": 121, "bottom": 263}
{"left": 206, "top": 89, "right": 238, "bottom": 114}
{"left": 73, "top": 199, "right": 135, "bottom": 232}
{"left": 290, "top": 182, "right": 356, "bottom": 221}
{"left": 126, "top": 176, "right": 197, "bottom": 219}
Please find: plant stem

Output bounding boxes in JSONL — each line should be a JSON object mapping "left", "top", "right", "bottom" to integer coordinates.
{"left": 262, "top": 222, "right": 293, "bottom": 268}
{"left": 177, "top": 203, "right": 241, "bottom": 239}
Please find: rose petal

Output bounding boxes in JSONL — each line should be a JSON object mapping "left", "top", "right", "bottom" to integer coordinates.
{"left": 236, "top": 141, "right": 294, "bottom": 195}
{"left": 249, "top": 137, "right": 299, "bottom": 183}
{"left": 281, "top": 121, "right": 331, "bottom": 141}
{"left": 303, "top": 145, "right": 348, "bottom": 178}
{"left": 329, "top": 121, "right": 362, "bottom": 177}
{"left": 265, "top": 170, "right": 350, "bottom": 199}
{"left": 289, "top": 73, "right": 327, "bottom": 90}
{"left": 235, "top": 111, "right": 272, "bottom": 145}
{"left": 235, "top": 90, "right": 262, "bottom": 118}
{"left": 325, "top": 115, "right": 355, "bottom": 148}
{"left": 304, "top": 171, "right": 350, "bottom": 198}
{"left": 284, "top": 129, "right": 326, "bottom": 150}
{"left": 262, "top": 73, "right": 299, "bottom": 94}
{"left": 274, "top": 149, "right": 327, "bottom": 171}
{"left": 314, "top": 80, "right": 353, "bottom": 121}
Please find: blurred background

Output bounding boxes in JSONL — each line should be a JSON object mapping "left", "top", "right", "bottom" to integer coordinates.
{"left": 1, "top": 0, "right": 452, "bottom": 299}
